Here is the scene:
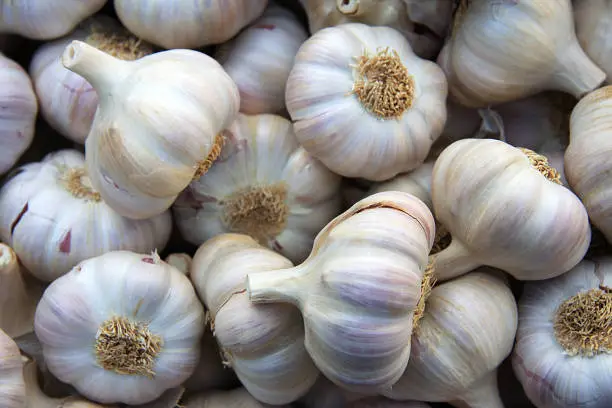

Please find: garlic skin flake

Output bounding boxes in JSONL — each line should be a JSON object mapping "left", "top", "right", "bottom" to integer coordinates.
{"left": 513, "top": 257, "right": 612, "bottom": 408}
{"left": 286, "top": 23, "right": 447, "bottom": 181}
{"left": 0, "top": 329, "right": 25, "bottom": 408}
{"left": 173, "top": 113, "right": 342, "bottom": 264}
{"left": 0, "top": 149, "right": 172, "bottom": 282}
{"left": 575, "top": 0, "right": 612, "bottom": 83}
{"left": 34, "top": 250, "right": 205, "bottom": 405}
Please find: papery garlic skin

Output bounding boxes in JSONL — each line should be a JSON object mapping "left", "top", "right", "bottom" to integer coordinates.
{"left": 174, "top": 113, "right": 342, "bottom": 264}
{"left": 0, "top": 52, "right": 37, "bottom": 175}
{"left": 0, "top": 329, "right": 25, "bottom": 408}
{"left": 575, "top": 0, "right": 612, "bottom": 83}
{"left": 286, "top": 23, "right": 447, "bottom": 181}
{"left": 0, "top": 149, "right": 172, "bottom": 282}
{"left": 34, "top": 250, "right": 205, "bottom": 405}
{"left": 513, "top": 257, "right": 612, "bottom": 408}
{"left": 114, "top": 0, "right": 268, "bottom": 49}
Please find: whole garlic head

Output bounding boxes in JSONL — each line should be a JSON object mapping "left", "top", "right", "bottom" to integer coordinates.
{"left": 173, "top": 113, "right": 342, "bottom": 264}
{"left": 0, "top": 329, "right": 25, "bottom": 408}
{"left": 34, "top": 250, "right": 206, "bottom": 405}
{"left": 0, "top": 149, "right": 172, "bottom": 282}
{"left": 286, "top": 23, "right": 447, "bottom": 181}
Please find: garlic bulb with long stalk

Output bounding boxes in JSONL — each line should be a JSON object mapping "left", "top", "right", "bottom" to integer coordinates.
{"left": 247, "top": 191, "right": 435, "bottom": 393}
{"left": 574, "top": 0, "right": 612, "bottom": 83}
{"left": 184, "top": 388, "right": 288, "bottom": 408}
{"left": 438, "top": 0, "right": 605, "bottom": 108}
{"left": 30, "top": 17, "right": 154, "bottom": 144}
{"left": 190, "top": 233, "right": 319, "bottom": 405}
{"left": 34, "top": 250, "right": 205, "bottom": 405}
{"left": 173, "top": 113, "right": 342, "bottom": 264}
{"left": 513, "top": 257, "right": 612, "bottom": 408}
{"left": 384, "top": 270, "right": 517, "bottom": 408}
{"left": 430, "top": 138, "right": 590, "bottom": 282}
{"left": 60, "top": 40, "right": 240, "bottom": 219}
{"left": 0, "top": 328, "right": 25, "bottom": 408}
{"left": 0, "top": 52, "right": 37, "bottom": 176}
{"left": 0, "top": 0, "right": 106, "bottom": 40}
{"left": 0, "top": 149, "right": 172, "bottom": 282}
{"left": 286, "top": 23, "right": 447, "bottom": 181}
{"left": 114, "top": 0, "right": 268, "bottom": 50}
{"left": 216, "top": 4, "right": 308, "bottom": 115}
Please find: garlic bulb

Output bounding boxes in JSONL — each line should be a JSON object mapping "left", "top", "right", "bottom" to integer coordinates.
{"left": 163, "top": 253, "right": 191, "bottom": 276}
{"left": 0, "top": 52, "right": 37, "bottom": 176}
{"left": 438, "top": 0, "right": 605, "bottom": 108}
{"left": 247, "top": 191, "right": 435, "bottom": 393}
{"left": 30, "top": 17, "right": 154, "bottom": 144}
{"left": 184, "top": 388, "right": 287, "bottom": 408}
{"left": 216, "top": 4, "right": 308, "bottom": 115}
{"left": 60, "top": 40, "right": 240, "bottom": 220}
{"left": 0, "top": 329, "right": 25, "bottom": 408}
{"left": 565, "top": 85, "right": 612, "bottom": 245}
{"left": 190, "top": 233, "right": 319, "bottom": 404}
{"left": 114, "top": 0, "right": 268, "bottom": 49}
{"left": 431, "top": 138, "right": 590, "bottom": 281}
{"left": 0, "top": 0, "right": 106, "bottom": 40}
{"left": 575, "top": 0, "right": 612, "bottom": 83}
{"left": 369, "top": 161, "right": 434, "bottom": 211}
{"left": 173, "top": 113, "right": 342, "bottom": 264}
{"left": 0, "top": 149, "right": 172, "bottom": 282}
{"left": 286, "top": 23, "right": 447, "bottom": 181}
{"left": 384, "top": 270, "right": 517, "bottom": 408}
{"left": 513, "top": 257, "right": 612, "bottom": 408}
{"left": 34, "top": 250, "right": 205, "bottom": 405}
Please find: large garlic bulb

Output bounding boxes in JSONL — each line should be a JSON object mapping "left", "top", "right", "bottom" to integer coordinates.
{"left": 431, "top": 138, "right": 590, "bottom": 281}
{"left": 0, "top": 329, "right": 25, "bottom": 408}
{"left": 575, "top": 0, "right": 612, "bottom": 83}
{"left": 173, "top": 113, "right": 342, "bottom": 264}
{"left": 439, "top": 0, "right": 605, "bottom": 107}
{"left": 286, "top": 23, "right": 447, "bottom": 181}
{"left": 60, "top": 40, "right": 240, "bottom": 219}
{"left": 0, "top": 150, "right": 172, "bottom": 282}
{"left": 34, "top": 250, "right": 205, "bottom": 405}
{"left": 513, "top": 257, "right": 612, "bottom": 408}
{"left": 384, "top": 270, "right": 517, "bottom": 408}
{"left": 114, "top": 0, "right": 268, "bottom": 49}
{"left": 191, "top": 233, "right": 319, "bottom": 405}
{"left": 247, "top": 191, "right": 435, "bottom": 393}
{"left": 0, "top": 52, "right": 37, "bottom": 175}
{"left": 30, "top": 17, "right": 154, "bottom": 144}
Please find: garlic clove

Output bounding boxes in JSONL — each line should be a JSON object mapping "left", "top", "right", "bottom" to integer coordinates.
{"left": 0, "top": 328, "right": 26, "bottom": 408}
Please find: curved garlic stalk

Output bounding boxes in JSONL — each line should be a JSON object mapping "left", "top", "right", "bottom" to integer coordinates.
{"left": 0, "top": 329, "right": 25, "bottom": 408}
{"left": 369, "top": 161, "right": 434, "bottom": 211}
{"left": 184, "top": 387, "right": 288, "bottom": 408}
{"left": 575, "top": 0, "right": 612, "bottom": 83}
{"left": 384, "top": 270, "right": 517, "bottom": 408}
{"left": 513, "top": 257, "right": 612, "bottom": 408}
{"left": 163, "top": 253, "right": 191, "bottom": 276}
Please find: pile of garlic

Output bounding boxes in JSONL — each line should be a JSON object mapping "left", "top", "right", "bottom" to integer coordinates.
{"left": 3, "top": 1, "right": 612, "bottom": 407}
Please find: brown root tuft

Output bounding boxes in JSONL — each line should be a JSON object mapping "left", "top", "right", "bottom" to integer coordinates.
{"left": 60, "top": 167, "right": 102, "bottom": 202}
{"left": 194, "top": 133, "right": 225, "bottom": 180}
{"left": 519, "top": 147, "right": 562, "bottom": 185}
{"left": 413, "top": 259, "right": 436, "bottom": 331}
{"left": 85, "top": 28, "right": 153, "bottom": 61}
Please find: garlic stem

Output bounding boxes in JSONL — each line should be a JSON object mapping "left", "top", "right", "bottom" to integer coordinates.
{"left": 551, "top": 41, "right": 605, "bottom": 98}
{"left": 449, "top": 371, "right": 504, "bottom": 408}
{"left": 431, "top": 239, "right": 480, "bottom": 282}
{"left": 247, "top": 265, "right": 307, "bottom": 307}
{"left": 336, "top": 0, "right": 359, "bottom": 15}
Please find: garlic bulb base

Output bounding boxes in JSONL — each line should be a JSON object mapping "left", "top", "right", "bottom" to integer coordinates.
{"left": 61, "top": 167, "right": 102, "bottom": 201}
{"left": 193, "top": 133, "right": 224, "bottom": 179}
{"left": 449, "top": 371, "right": 504, "bottom": 408}
{"left": 519, "top": 148, "right": 562, "bottom": 185}
{"left": 551, "top": 42, "right": 606, "bottom": 99}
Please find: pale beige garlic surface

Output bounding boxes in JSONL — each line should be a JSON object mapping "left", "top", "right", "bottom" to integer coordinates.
{"left": 60, "top": 40, "right": 240, "bottom": 219}
{"left": 384, "top": 270, "right": 517, "bottom": 408}
{"left": 173, "top": 113, "right": 342, "bottom": 264}
{"left": 286, "top": 23, "right": 447, "bottom": 181}
{"left": 0, "top": 52, "right": 37, "bottom": 175}
{"left": 34, "top": 250, "right": 205, "bottom": 405}
{"left": 575, "top": 0, "right": 612, "bottom": 83}
{"left": 430, "top": 138, "right": 590, "bottom": 282}
{"left": 184, "top": 387, "right": 288, "bottom": 408}
{"left": 163, "top": 253, "right": 191, "bottom": 276}
{"left": 0, "top": 329, "right": 25, "bottom": 408}
{"left": 0, "top": 150, "right": 172, "bottom": 282}
{"left": 216, "top": 4, "right": 307, "bottom": 115}
{"left": 114, "top": 0, "right": 268, "bottom": 49}
{"left": 565, "top": 86, "right": 612, "bottom": 245}
{"left": 513, "top": 257, "right": 612, "bottom": 408}
{"left": 190, "top": 233, "right": 319, "bottom": 405}
{"left": 438, "top": 0, "right": 605, "bottom": 108}
{"left": 247, "top": 191, "right": 435, "bottom": 393}
{"left": 369, "top": 161, "right": 434, "bottom": 211}
{"left": 30, "top": 17, "right": 154, "bottom": 144}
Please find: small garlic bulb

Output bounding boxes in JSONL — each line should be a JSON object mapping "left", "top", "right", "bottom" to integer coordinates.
{"left": 60, "top": 40, "right": 240, "bottom": 219}
{"left": 286, "top": 23, "right": 447, "bottom": 181}
{"left": 439, "top": 0, "right": 605, "bottom": 107}
{"left": 513, "top": 257, "right": 612, "bottom": 408}
{"left": 216, "top": 4, "right": 307, "bottom": 115}
{"left": 34, "top": 250, "right": 205, "bottom": 405}
{"left": 0, "top": 149, "right": 172, "bottom": 282}
{"left": 0, "top": 0, "right": 106, "bottom": 40}
{"left": 30, "top": 17, "right": 154, "bottom": 144}
{"left": 114, "top": 0, "right": 268, "bottom": 49}
{"left": 0, "top": 329, "right": 25, "bottom": 408}
{"left": 575, "top": 0, "right": 612, "bottom": 83}
{"left": 173, "top": 113, "right": 342, "bottom": 264}
{"left": 184, "top": 388, "right": 288, "bottom": 408}
{"left": 0, "top": 52, "right": 37, "bottom": 175}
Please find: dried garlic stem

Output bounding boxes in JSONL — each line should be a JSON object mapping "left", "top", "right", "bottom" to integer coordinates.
{"left": 412, "top": 261, "right": 436, "bottom": 330}
{"left": 519, "top": 147, "right": 562, "bottom": 185}
{"left": 194, "top": 133, "right": 225, "bottom": 179}
{"left": 85, "top": 28, "right": 153, "bottom": 61}
{"left": 336, "top": 0, "right": 359, "bottom": 15}
{"left": 60, "top": 167, "right": 102, "bottom": 202}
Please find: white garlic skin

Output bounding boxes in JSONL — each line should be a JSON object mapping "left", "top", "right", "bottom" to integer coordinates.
{"left": 114, "top": 0, "right": 268, "bottom": 49}
{"left": 0, "top": 329, "right": 25, "bottom": 408}
{"left": 34, "top": 250, "right": 205, "bottom": 405}
{"left": 512, "top": 257, "right": 612, "bottom": 408}
{"left": 0, "top": 149, "right": 172, "bottom": 282}
{"left": 575, "top": 0, "right": 612, "bottom": 83}
{"left": 0, "top": 52, "right": 37, "bottom": 175}
{"left": 369, "top": 161, "right": 434, "bottom": 211}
